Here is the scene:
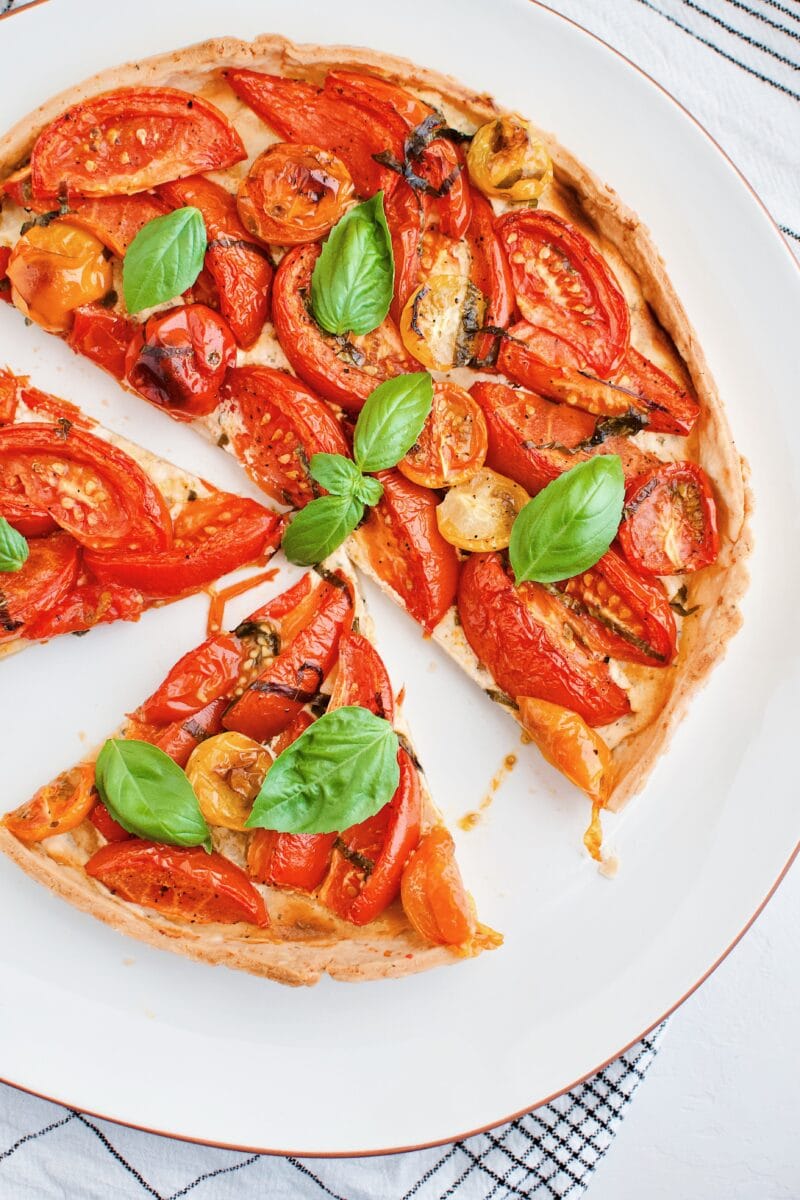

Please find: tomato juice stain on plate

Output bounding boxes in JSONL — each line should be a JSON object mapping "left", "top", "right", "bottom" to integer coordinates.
{"left": 459, "top": 751, "right": 518, "bottom": 830}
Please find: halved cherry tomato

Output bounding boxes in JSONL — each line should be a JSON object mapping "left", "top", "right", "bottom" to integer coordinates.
{"left": 517, "top": 697, "right": 613, "bottom": 805}
{"left": 25, "top": 580, "right": 144, "bottom": 640}
{"left": 356, "top": 469, "right": 460, "bottom": 632}
{"left": 328, "top": 631, "right": 395, "bottom": 723}
{"left": 223, "top": 572, "right": 354, "bottom": 741}
{"left": 225, "top": 70, "right": 403, "bottom": 199}
{"left": 85, "top": 840, "right": 268, "bottom": 926}
{"left": 84, "top": 493, "right": 281, "bottom": 598}
{"left": 0, "top": 246, "right": 11, "bottom": 304}
{"left": 619, "top": 461, "right": 719, "bottom": 575}
{"left": 0, "top": 423, "right": 173, "bottom": 551}
{"left": 89, "top": 801, "right": 131, "bottom": 843}
{"left": 466, "top": 191, "right": 514, "bottom": 367}
{"left": 125, "top": 695, "right": 229, "bottom": 769}
{"left": 186, "top": 731, "right": 272, "bottom": 832}
{"left": 159, "top": 176, "right": 273, "bottom": 349}
{"left": 7, "top": 220, "right": 113, "bottom": 332}
{"left": 30, "top": 87, "right": 246, "bottom": 200}
{"left": 318, "top": 747, "right": 421, "bottom": 926}
{"left": 401, "top": 826, "right": 476, "bottom": 946}
{"left": 272, "top": 243, "right": 415, "bottom": 412}
{"left": 0, "top": 532, "right": 79, "bottom": 639}
{"left": 458, "top": 552, "right": 630, "bottom": 726}
{"left": 400, "top": 275, "right": 486, "bottom": 372}
{"left": 237, "top": 144, "right": 355, "bottom": 245}
{"left": 66, "top": 193, "right": 171, "bottom": 257}
{"left": 125, "top": 304, "right": 236, "bottom": 419}
{"left": 399, "top": 381, "right": 488, "bottom": 489}
{"left": 3, "top": 762, "right": 96, "bottom": 844}
{"left": 67, "top": 304, "right": 136, "bottom": 380}
{"left": 137, "top": 632, "right": 245, "bottom": 726}
{"left": 467, "top": 115, "right": 552, "bottom": 204}
{"left": 435, "top": 466, "right": 529, "bottom": 552}
{"left": 554, "top": 548, "right": 677, "bottom": 666}
{"left": 221, "top": 365, "right": 349, "bottom": 507}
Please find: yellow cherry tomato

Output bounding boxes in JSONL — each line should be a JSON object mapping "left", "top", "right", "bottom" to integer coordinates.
{"left": 185, "top": 732, "right": 272, "bottom": 832}
{"left": 435, "top": 466, "right": 529, "bottom": 551}
{"left": 400, "top": 274, "right": 486, "bottom": 372}
{"left": 517, "top": 696, "right": 613, "bottom": 805}
{"left": 467, "top": 115, "right": 553, "bottom": 204}
{"left": 7, "top": 218, "right": 113, "bottom": 333}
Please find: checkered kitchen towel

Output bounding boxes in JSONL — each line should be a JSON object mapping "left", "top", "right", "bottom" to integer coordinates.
{"left": 1, "top": 0, "right": 798, "bottom": 1196}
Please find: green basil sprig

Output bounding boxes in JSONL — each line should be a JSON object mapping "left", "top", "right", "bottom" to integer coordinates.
{"left": 95, "top": 739, "right": 212, "bottom": 851}
{"left": 282, "top": 372, "right": 433, "bottom": 566}
{"left": 247, "top": 706, "right": 400, "bottom": 834}
{"left": 310, "top": 192, "right": 394, "bottom": 335}
{"left": 122, "top": 206, "right": 206, "bottom": 314}
{"left": 509, "top": 456, "right": 625, "bottom": 584}
{"left": 0, "top": 518, "right": 29, "bottom": 573}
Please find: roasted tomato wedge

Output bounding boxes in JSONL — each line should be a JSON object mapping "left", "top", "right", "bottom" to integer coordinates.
{"left": 85, "top": 840, "right": 268, "bottom": 926}
{"left": 6, "top": 220, "right": 112, "bottom": 333}
{"left": 0, "top": 422, "right": 172, "bottom": 551}
{"left": 319, "top": 748, "right": 422, "bottom": 926}
{"left": 186, "top": 731, "right": 272, "bottom": 832}
{"left": 467, "top": 191, "right": 514, "bottom": 366}
{"left": 225, "top": 70, "right": 403, "bottom": 198}
{"left": 125, "top": 304, "right": 236, "bottom": 419}
{"left": 619, "top": 462, "right": 719, "bottom": 575}
{"left": 517, "top": 697, "right": 613, "bottom": 804}
{"left": 66, "top": 193, "right": 171, "bottom": 257}
{"left": 384, "top": 182, "right": 424, "bottom": 323}
{"left": 467, "top": 115, "right": 552, "bottom": 204}
{"left": 356, "top": 469, "right": 460, "bottom": 632}
{"left": 223, "top": 572, "right": 354, "bottom": 741}
{"left": 89, "top": 801, "right": 131, "bottom": 843}
{"left": 553, "top": 548, "right": 677, "bottom": 666}
{"left": 435, "top": 466, "right": 529, "bottom": 552}
{"left": 458, "top": 552, "right": 630, "bottom": 726}
{"left": 272, "top": 243, "right": 415, "bottom": 412}
{"left": 3, "top": 762, "right": 96, "bottom": 844}
{"left": 237, "top": 143, "right": 355, "bottom": 245}
{"left": 0, "top": 532, "right": 79, "bottom": 639}
{"left": 84, "top": 494, "right": 281, "bottom": 598}
{"left": 614, "top": 349, "right": 699, "bottom": 437}
{"left": 159, "top": 176, "right": 273, "bottom": 349}
{"left": 126, "top": 696, "right": 229, "bottom": 770}
{"left": 496, "top": 210, "right": 629, "bottom": 377}
{"left": 137, "top": 632, "right": 246, "bottom": 726}
{"left": 400, "top": 275, "right": 486, "bottom": 372}
{"left": 398, "top": 381, "right": 488, "bottom": 489}
{"left": 328, "top": 631, "right": 395, "bottom": 722}
{"left": 30, "top": 87, "right": 245, "bottom": 200}
{"left": 221, "top": 365, "right": 349, "bottom": 507}
{"left": 25, "top": 581, "right": 145, "bottom": 640}
{"left": 401, "top": 826, "right": 476, "bottom": 946}
{"left": 68, "top": 304, "right": 136, "bottom": 380}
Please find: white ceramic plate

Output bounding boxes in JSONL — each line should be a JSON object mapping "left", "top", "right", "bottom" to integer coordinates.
{"left": 1, "top": 0, "right": 798, "bottom": 1156}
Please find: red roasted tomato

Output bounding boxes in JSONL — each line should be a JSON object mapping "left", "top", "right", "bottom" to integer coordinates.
{"left": 125, "top": 696, "right": 230, "bottom": 770}
{"left": 136, "top": 632, "right": 246, "bottom": 726}
{"left": 66, "top": 193, "right": 171, "bottom": 257}
{"left": 89, "top": 801, "right": 131, "bottom": 843}
{"left": 619, "top": 461, "right": 719, "bottom": 575}
{"left": 25, "top": 581, "right": 145, "bottom": 640}
{"left": 68, "top": 304, "right": 136, "bottom": 380}
{"left": 328, "top": 631, "right": 395, "bottom": 723}
{"left": 125, "top": 304, "right": 237, "bottom": 419}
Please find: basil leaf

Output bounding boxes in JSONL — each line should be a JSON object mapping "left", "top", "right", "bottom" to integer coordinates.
{"left": 353, "top": 372, "right": 433, "bottom": 473}
{"left": 123, "top": 206, "right": 206, "bottom": 314}
{"left": 247, "top": 706, "right": 400, "bottom": 834}
{"left": 310, "top": 193, "right": 394, "bottom": 336}
{"left": 95, "top": 738, "right": 212, "bottom": 851}
{"left": 353, "top": 474, "right": 384, "bottom": 506}
{"left": 282, "top": 494, "right": 364, "bottom": 566}
{"left": 309, "top": 452, "right": 363, "bottom": 498}
{"left": 0, "top": 518, "right": 29, "bottom": 573}
{"left": 509, "top": 456, "right": 625, "bottom": 584}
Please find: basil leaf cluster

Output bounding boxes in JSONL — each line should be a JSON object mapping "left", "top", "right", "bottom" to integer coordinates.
{"left": 310, "top": 193, "right": 394, "bottom": 336}
{"left": 122, "top": 206, "right": 207, "bottom": 314}
{"left": 95, "top": 738, "right": 212, "bottom": 851}
{"left": 0, "top": 518, "right": 29, "bottom": 573}
{"left": 282, "top": 372, "right": 433, "bottom": 566}
{"left": 509, "top": 456, "right": 625, "bottom": 584}
{"left": 247, "top": 706, "right": 400, "bottom": 834}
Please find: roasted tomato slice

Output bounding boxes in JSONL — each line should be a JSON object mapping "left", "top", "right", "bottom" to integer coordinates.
{"left": 458, "top": 552, "right": 630, "bottom": 726}
{"left": 126, "top": 696, "right": 229, "bottom": 769}
{"left": 614, "top": 349, "right": 700, "bottom": 437}
{"left": 89, "top": 801, "right": 131, "bottom": 843}
{"left": 237, "top": 143, "right": 355, "bottom": 245}
{"left": 125, "top": 304, "right": 237, "bottom": 420}
{"left": 137, "top": 632, "right": 246, "bottom": 726}
{"left": 85, "top": 840, "right": 268, "bottom": 926}
{"left": 221, "top": 365, "right": 349, "bottom": 507}
{"left": 272, "top": 243, "right": 415, "bottom": 412}
{"left": 401, "top": 826, "right": 476, "bottom": 946}
{"left": 3, "top": 762, "right": 96, "bottom": 844}
{"left": 619, "top": 461, "right": 719, "bottom": 575}
{"left": 0, "top": 422, "right": 172, "bottom": 551}
{"left": 30, "top": 87, "right": 246, "bottom": 200}
{"left": 6, "top": 220, "right": 113, "bottom": 333}
{"left": 356, "top": 468, "right": 460, "bottom": 632}
{"left": 68, "top": 304, "right": 136, "bottom": 380}
{"left": 467, "top": 191, "right": 514, "bottom": 367}
{"left": 159, "top": 176, "right": 273, "bottom": 349}
{"left": 84, "top": 494, "right": 281, "bottom": 598}
{"left": 496, "top": 209, "right": 630, "bottom": 376}
{"left": 319, "top": 747, "right": 422, "bottom": 926}
{"left": 66, "top": 193, "right": 171, "bottom": 257}
{"left": 0, "top": 532, "right": 79, "bottom": 639}
{"left": 517, "top": 697, "right": 613, "bottom": 805}
{"left": 25, "top": 580, "right": 145, "bottom": 640}
{"left": 328, "top": 631, "right": 395, "bottom": 723}
{"left": 223, "top": 572, "right": 354, "bottom": 741}
{"left": 224, "top": 70, "right": 403, "bottom": 198}
{"left": 398, "top": 380, "right": 488, "bottom": 489}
